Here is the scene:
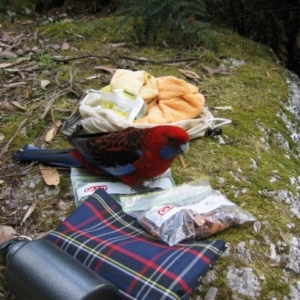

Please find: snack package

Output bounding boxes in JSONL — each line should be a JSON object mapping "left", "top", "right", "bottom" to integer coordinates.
{"left": 70, "top": 167, "right": 175, "bottom": 206}
{"left": 81, "top": 87, "right": 147, "bottom": 123}
{"left": 120, "top": 178, "right": 256, "bottom": 246}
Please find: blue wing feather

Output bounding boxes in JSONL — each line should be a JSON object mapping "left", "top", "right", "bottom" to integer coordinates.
{"left": 99, "top": 164, "right": 136, "bottom": 176}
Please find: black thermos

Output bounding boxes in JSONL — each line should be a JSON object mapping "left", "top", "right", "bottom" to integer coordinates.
{"left": 0, "top": 239, "right": 120, "bottom": 300}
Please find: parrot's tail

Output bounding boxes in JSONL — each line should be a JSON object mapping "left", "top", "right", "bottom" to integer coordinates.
{"left": 13, "top": 145, "right": 83, "bottom": 168}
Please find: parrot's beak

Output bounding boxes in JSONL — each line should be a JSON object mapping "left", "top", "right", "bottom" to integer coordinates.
{"left": 180, "top": 143, "right": 189, "bottom": 154}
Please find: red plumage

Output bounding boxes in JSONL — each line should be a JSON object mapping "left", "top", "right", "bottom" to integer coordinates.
{"left": 14, "top": 125, "right": 190, "bottom": 192}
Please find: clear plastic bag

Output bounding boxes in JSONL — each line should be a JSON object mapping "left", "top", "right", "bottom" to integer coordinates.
{"left": 81, "top": 87, "right": 147, "bottom": 123}
{"left": 121, "top": 178, "right": 256, "bottom": 246}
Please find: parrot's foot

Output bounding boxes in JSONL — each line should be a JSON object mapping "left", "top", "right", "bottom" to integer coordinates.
{"left": 132, "top": 185, "right": 163, "bottom": 194}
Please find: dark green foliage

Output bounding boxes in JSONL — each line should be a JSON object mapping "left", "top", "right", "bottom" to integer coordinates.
{"left": 207, "top": 0, "right": 300, "bottom": 76}
{"left": 115, "top": 0, "right": 215, "bottom": 48}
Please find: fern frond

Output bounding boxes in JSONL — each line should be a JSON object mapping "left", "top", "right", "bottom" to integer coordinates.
{"left": 114, "top": 0, "right": 213, "bottom": 47}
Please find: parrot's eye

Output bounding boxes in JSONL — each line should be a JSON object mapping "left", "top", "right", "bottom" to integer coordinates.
{"left": 167, "top": 136, "right": 175, "bottom": 142}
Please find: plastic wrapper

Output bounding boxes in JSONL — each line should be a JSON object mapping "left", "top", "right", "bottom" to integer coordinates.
{"left": 70, "top": 168, "right": 175, "bottom": 206}
{"left": 81, "top": 88, "right": 147, "bottom": 123}
{"left": 120, "top": 178, "right": 256, "bottom": 246}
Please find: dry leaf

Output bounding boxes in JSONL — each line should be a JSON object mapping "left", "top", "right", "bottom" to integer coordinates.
{"left": 57, "top": 200, "right": 73, "bottom": 211}
{"left": 1, "top": 33, "right": 16, "bottom": 43}
{"left": 101, "top": 75, "right": 113, "bottom": 84}
{"left": 62, "top": 41, "right": 70, "bottom": 50}
{"left": 39, "top": 163, "right": 60, "bottom": 186}
{"left": 162, "top": 40, "right": 170, "bottom": 48}
{"left": 0, "top": 101, "right": 15, "bottom": 113}
{"left": 94, "top": 66, "right": 116, "bottom": 74}
{"left": 0, "top": 134, "right": 4, "bottom": 141}
{"left": 0, "top": 226, "right": 17, "bottom": 244}
{"left": 5, "top": 67, "right": 26, "bottom": 79}
{"left": 213, "top": 106, "right": 233, "bottom": 111}
{"left": 0, "top": 186, "right": 12, "bottom": 199}
{"left": 108, "top": 42, "right": 126, "bottom": 48}
{"left": 21, "top": 201, "right": 37, "bottom": 224}
{"left": 86, "top": 75, "right": 101, "bottom": 80}
{"left": 0, "top": 50, "right": 17, "bottom": 58}
{"left": 31, "top": 46, "right": 39, "bottom": 52}
{"left": 23, "top": 88, "right": 32, "bottom": 99}
{"left": 266, "top": 71, "right": 271, "bottom": 78}
{"left": 22, "top": 20, "right": 34, "bottom": 25}
{"left": 178, "top": 68, "right": 201, "bottom": 81}
{"left": 66, "top": 30, "right": 84, "bottom": 39}
{"left": 0, "top": 62, "right": 12, "bottom": 69}
{"left": 40, "top": 79, "right": 51, "bottom": 90}
{"left": 45, "top": 120, "right": 62, "bottom": 143}
{"left": 11, "top": 101, "right": 27, "bottom": 111}
{"left": 3, "top": 82, "right": 26, "bottom": 87}
{"left": 201, "top": 64, "right": 230, "bottom": 76}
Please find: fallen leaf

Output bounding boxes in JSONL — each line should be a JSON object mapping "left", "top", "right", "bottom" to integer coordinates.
{"left": 31, "top": 46, "right": 39, "bottom": 52}
{"left": 5, "top": 67, "right": 26, "bottom": 79}
{"left": 86, "top": 75, "right": 101, "bottom": 80}
{"left": 22, "top": 20, "right": 34, "bottom": 24}
{"left": 93, "top": 66, "right": 116, "bottom": 74}
{"left": 0, "top": 134, "right": 4, "bottom": 141}
{"left": 201, "top": 64, "right": 230, "bottom": 76}
{"left": 162, "top": 40, "right": 169, "bottom": 48}
{"left": 62, "top": 41, "right": 70, "bottom": 50}
{"left": 0, "top": 186, "right": 12, "bottom": 199}
{"left": 39, "top": 163, "right": 60, "bottom": 187}
{"left": 213, "top": 106, "right": 233, "bottom": 111}
{"left": 11, "top": 101, "right": 27, "bottom": 111}
{"left": 40, "top": 79, "right": 51, "bottom": 90}
{"left": 23, "top": 88, "right": 32, "bottom": 99}
{"left": 1, "top": 33, "right": 16, "bottom": 43}
{"left": 178, "top": 68, "right": 201, "bottom": 81}
{"left": 0, "top": 50, "right": 17, "bottom": 58}
{"left": 21, "top": 201, "right": 37, "bottom": 224}
{"left": 3, "top": 82, "right": 26, "bottom": 87}
{"left": 66, "top": 30, "right": 84, "bottom": 39}
{"left": 0, "top": 226, "right": 17, "bottom": 244}
{"left": 108, "top": 42, "right": 126, "bottom": 48}
{"left": 0, "top": 101, "right": 15, "bottom": 112}
{"left": 101, "top": 75, "right": 113, "bottom": 84}
{"left": 57, "top": 200, "right": 73, "bottom": 211}
{"left": 51, "top": 55, "right": 66, "bottom": 61}
{"left": 0, "top": 62, "right": 12, "bottom": 69}
{"left": 45, "top": 120, "right": 62, "bottom": 143}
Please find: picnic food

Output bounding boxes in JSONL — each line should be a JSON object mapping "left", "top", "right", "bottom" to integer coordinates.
{"left": 139, "top": 207, "right": 241, "bottom": 244}
{"left": 121, "top": 179, "right": 256, "bottom": 246}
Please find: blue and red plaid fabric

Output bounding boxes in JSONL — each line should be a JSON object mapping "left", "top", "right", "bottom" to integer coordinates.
{"left": 45, "top": 189, "right": 226, "bottom": 300}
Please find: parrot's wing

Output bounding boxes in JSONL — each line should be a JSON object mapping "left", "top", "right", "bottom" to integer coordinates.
{"left": 68, "top": 132, "right": 142, "bottom": 176}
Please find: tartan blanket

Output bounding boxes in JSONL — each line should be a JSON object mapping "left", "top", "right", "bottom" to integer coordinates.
{"left": 45, "top": 188, "right": 226, "bottom": 300}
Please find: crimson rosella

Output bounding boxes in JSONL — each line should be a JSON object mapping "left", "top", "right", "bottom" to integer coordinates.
{"left": 13, "top": 125, "right": 190, "bottom": 192}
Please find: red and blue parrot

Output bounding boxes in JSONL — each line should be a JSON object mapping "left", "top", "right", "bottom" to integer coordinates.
{"left": 13, "top": 125, "right": 190, "bottom": 192}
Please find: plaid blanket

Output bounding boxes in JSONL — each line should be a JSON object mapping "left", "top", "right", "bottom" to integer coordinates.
{"left": 45, "top": 189, "right": 226, "bottom": 300}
